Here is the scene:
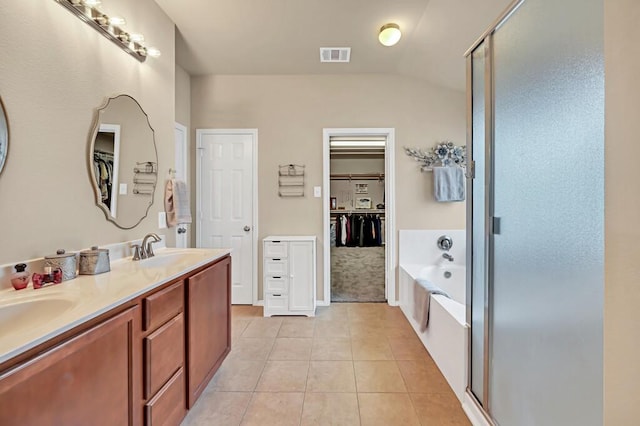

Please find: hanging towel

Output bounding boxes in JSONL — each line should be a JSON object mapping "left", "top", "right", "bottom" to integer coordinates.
{"left": 433, "top": 166, "right": 465, "bottom": 202}
{"left": 413, "top": 278, "right": 450, "bottom": 331}
{"left": 164, "top": 179, "right": 192, "bottom": 227}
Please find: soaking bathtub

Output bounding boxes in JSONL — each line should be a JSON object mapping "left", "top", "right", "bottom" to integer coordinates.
{"left": 399, "top": 263, "right": 469, "bottom": 401}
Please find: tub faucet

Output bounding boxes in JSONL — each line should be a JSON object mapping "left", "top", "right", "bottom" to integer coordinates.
{"left": 442, "top": 253, "right": 454, "bottom": 262}
{"left": 141, "top": 233, "right": 161, "bottom": 259}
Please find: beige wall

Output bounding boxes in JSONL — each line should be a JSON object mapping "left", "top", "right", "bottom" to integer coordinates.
{"left": 604, "top": 0, "right": 640, "bottom": 423}
{"left": 191, "top": 74, "right": 466, "bottom": 302}
{"left": 0, "top": 0, "right": 175, "bottom": 264}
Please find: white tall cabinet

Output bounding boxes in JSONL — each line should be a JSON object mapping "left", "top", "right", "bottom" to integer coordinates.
{"left": 263, "top": 236, "right": 316, "bottom": 317}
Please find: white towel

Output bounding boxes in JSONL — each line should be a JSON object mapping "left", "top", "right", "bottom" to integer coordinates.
{"left": 433, "top": 166, "right": 465, "bottom": 202}
{"left": 164, "top": 179, "right": 192, "bottom": 227}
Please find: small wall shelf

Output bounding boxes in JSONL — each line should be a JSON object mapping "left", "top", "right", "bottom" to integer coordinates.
{"left": 278, "top": 164, "right": 305, "bottom": 197}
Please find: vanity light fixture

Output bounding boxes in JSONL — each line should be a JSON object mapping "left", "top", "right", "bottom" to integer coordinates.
{"left": 147, "top": 47, "right": 161, "bottom": 58}
{"left": 378, "top": 23, "right": 402, "bottom": 47}
{"left": 53, "top": 0, "right": 161, "bottom": 62}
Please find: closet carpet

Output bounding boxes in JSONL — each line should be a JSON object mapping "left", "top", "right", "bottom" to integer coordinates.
{"left": 331, "top": 247, "right": 386, "bottom": 302}
{"left": 181, "top": 303, "right": 470, "bottom": 426}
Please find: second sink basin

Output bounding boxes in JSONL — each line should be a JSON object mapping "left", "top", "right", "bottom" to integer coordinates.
{"left": 0, "top": 297, "right": 78, "bottom": 325}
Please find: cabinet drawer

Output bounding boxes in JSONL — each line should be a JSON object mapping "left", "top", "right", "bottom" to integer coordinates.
{"left": 143, "top": 281, "right": 184, "bottom": 331}
{"left": 144, "top": 313, "right": 184, "bottom": 399}
{"left": 264, "top": 241, "right": 288, "bottom": 258}
{"left": 264, "top": 259, "right": 288, "bottom": 276}
{"left": 145, "top": 368, "right": 186, "bottom": 426}
{"left": 264, "top": 276, "right": 289, "bottom": 293}
{"left": 265, "top": 293, "right": 289, "bottom": 312}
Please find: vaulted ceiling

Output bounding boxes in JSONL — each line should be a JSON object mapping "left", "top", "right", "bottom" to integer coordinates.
{"left": 155, "top": 0, "right": 512, "bottom": 91}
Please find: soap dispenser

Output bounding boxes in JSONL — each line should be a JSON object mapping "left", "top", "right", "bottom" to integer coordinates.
{"left": 11, "top": 263, "right": 29, "bottom": 290}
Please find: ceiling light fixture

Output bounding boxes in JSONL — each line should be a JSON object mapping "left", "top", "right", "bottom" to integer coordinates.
{"left": 54, "top": 0, "right": 160, "bottom": 62}
{"left": 378, "top": 23, "right": 402, "bottom": 47}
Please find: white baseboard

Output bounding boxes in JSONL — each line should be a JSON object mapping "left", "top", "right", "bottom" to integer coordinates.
{"left": 253, "top": 300, "right": 264, "bottom": 306}
{"left": 316, "top": 300, "right": 330, "bottom": 307}
{"left": 462, "top": 392, "right": 493, "bottom": 426}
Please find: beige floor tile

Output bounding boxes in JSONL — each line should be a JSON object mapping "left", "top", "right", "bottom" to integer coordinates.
{"left": 229, "top": 338, "right": 275, "bottom": 360}
{"left": 316, "top": 304, "right": 349, "bottom": 321}
{"left": 397, "top": 360, "right": 452, "bottom": 394}
{"left": 388, "top": 337, "right": 430, "bottom": 360}
{"left": 349, "top": 322, "right": 386, "bottom": 339}
{"left": 255, "top": 360, "right": 309, "bottom": 392}
{"left": 181, "top": 391, "right": 251, "bottom": 426}
{"left": 268, "top": 338, "right": 313, "bottom": 360}
{"left": 241, "top": 317, "right": 283, "bottom": 338}
{"left": 301, "top": 392, "right": 360, "bottom": 426}
{"left": 210, "top": 359, "right": 265, "bottom": 391}
{"left": 357, "top": 393, "right": 420, "bottom": 426}
{"left": 383, "top": 322, "right": 420, "bottom": 338}
{"left": 410, "top": 393, "right": 471, "bottom": 425}
{"left": 306, "top": 361, "right": 356, "bottom": 392}
{"left": 354, "top": 361, "right": 407, "bottom": 393}
{"left": 311, "top": 338, "right": 352, "bottom": 360}
{"left": 232, "top": 305, "right": 263, "bottom": 318}
{"left": 351, "top": 338, "right": 394, "bottom": 361}
{"left": 278, "top": 318, "right": 315, "bottom": 337}
{"left": 232, "top": 319, "right": 252, "bottom": 342}
{"left": 314, "top": 320, "right": 350, "bottom": 338}
{"left": 240, "top": 392, "right": 304, "bottom": 426}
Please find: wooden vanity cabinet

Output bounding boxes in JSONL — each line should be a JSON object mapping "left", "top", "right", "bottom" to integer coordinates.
{"left": 0, "top": 254, "right": 232, "bottom": 426}
{"left": 186, "top": 255, "right": 231, "bottom": 407}
{"left": 141, "top": 281, "right": 186, "bottom": 426}
{"left": 0, "top": 306, "right": 141, "bottom": 426}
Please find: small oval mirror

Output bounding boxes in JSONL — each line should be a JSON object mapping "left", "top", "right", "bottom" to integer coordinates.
{"left": 89, "top": 95, "right": 158, "bottom": 229}
{"left": 0, "top": 97, "right": 9, "bottom": 176}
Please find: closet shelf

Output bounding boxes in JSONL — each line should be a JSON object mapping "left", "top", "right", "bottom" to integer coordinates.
{"left": 331, "top": 209, "right": 385, "bottom": 215}
{"left": 330, "top": 173, "right": 384, "bottom": 181}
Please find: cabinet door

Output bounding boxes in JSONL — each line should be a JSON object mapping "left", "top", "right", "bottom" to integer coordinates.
{"left": 186, "top": 256, "right": 231, "bottom": 407}
{"left": 289, "top": 241, "right": 314, "bottom": 311}
{"left": 0, "top": 306, "right": 140, "bottom": 426}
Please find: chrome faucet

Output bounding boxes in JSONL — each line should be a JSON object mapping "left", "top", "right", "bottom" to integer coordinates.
{"left": 442, "top": 253, "right": 454, "bottom": 262}
{"left": 140, "top": 233, "right": 161, "bottom": 259}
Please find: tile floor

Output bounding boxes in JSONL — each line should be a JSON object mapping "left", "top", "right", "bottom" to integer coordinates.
{"left": 181, "top": 303, "right": 470, "bottom": 426}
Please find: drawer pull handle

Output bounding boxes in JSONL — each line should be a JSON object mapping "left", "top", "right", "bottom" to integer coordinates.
{"left": 273, "top": 276, "right": 282, "bottom": 279}
{"left": 273, "top": 294, "right": 282, "bottom": 297}
{"left": 273, "top": 258, "right": 281, "bottom": 261}
{"left": 273, "top": 241, "right": 281, "bottom": 243}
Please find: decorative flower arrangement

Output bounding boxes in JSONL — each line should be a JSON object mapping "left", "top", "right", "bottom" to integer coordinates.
{"left": 404, "top": 141, "right": 466, "bottom": 171}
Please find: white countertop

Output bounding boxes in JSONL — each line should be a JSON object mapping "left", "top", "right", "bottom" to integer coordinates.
{"left": 0, "top": 247, "right": 231, "bottom": 365}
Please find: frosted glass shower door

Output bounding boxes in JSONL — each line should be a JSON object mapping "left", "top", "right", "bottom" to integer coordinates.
{"left": 489, "top": 0, "right": 604, "bottom": 425}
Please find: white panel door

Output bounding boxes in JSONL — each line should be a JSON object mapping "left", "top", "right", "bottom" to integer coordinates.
{"left": 174, "top": 122, "right": 188, "bottom": 248}
{"left": 288, "top": 241, "right": 314, "bottom": 311}
{"left": 197, "top": 130, "right": 255, "bottom": 304}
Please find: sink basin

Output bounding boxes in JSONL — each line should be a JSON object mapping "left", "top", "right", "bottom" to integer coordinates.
{"left": 0, "top": 298, "right": 78, "bottom": 324}
{"left": 136, "top": 249, "right": 206, "bottom": 269}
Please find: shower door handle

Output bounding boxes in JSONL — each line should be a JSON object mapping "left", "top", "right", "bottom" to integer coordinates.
{"left": 491, "top": 217, "right": 501, "bottom": 235}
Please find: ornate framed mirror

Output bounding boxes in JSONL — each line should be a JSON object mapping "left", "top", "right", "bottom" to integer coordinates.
{"left": 89, "top": 94, "right": 158, "bottom": 229}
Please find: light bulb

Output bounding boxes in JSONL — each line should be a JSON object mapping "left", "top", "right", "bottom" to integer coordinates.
{"left": 84, "top": 0, "right": 101, "bottom": 7}
{"left": 147, "top": 47, "right": 161, "bottom": 58}
{"left": 129, "top": 34, "right": 145, "bottom": 43}
{"left": 378, "top": 23, "right": 402, "bottom": 47}
{"left": 109, "top": 16, "right": 126, "bottom": 26}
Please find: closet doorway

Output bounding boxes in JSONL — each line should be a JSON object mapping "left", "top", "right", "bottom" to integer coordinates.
{"left": 322, "top": 128, "right": 396, "bottom": 305}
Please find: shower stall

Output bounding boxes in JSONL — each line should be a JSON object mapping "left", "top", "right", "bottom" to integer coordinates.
{"left": 465, "top": 0, "right": 604, "bottom": 424}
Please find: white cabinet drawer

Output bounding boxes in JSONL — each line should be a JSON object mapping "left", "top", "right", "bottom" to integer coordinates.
{"left": 265, "top": 293, "right": 289, "bottom": 313}
{"left": 264, "top": 241, "right": 288, "bottom": 258}
{"left": 264, "top": 276, "right": 289, "bottom": 293}
{"left": 264, "top": 259, "right": 288, "bottom": 276}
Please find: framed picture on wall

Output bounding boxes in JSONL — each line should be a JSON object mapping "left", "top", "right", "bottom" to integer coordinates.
{"left": 330, "top": 197, "right": 337, "bottom": 209}
{"left": 355, "top": 183, "right": 368, "bottom": 194}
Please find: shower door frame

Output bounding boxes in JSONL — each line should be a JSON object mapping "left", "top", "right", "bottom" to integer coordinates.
{"left": 464, "top": 0, "right": 525, "bottom": 423}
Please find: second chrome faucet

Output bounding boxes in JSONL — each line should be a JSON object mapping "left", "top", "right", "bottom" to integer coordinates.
{"left": 132, "top": 233, "right": 162, "bottom": 260}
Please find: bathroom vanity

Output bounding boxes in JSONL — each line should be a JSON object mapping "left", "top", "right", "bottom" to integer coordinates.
{"left": 0, "top": 248, "right": 231, "bottom": 426}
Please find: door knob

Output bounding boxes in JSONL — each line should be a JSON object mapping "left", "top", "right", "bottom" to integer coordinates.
{"left": 177, "top": 228, "right": 186, "bottom": 234}
{"left": 244, "top": 226, "right": 251, "bottom": 232}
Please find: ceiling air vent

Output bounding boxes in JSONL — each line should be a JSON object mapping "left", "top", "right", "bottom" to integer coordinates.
{"left": 320, "top": 47, "right": 351, "bottom": 63}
